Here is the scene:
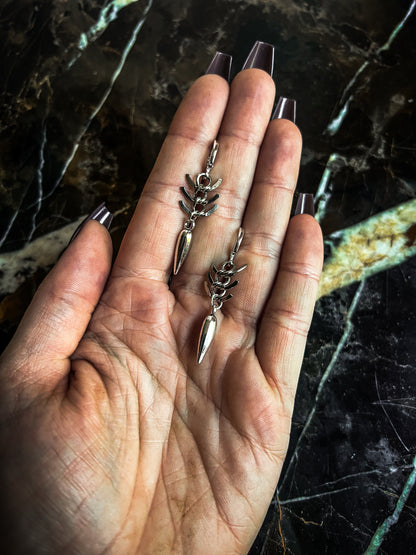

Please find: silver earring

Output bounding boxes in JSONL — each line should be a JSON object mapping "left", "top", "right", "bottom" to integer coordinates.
{"left": 197, "top": 227, "right": 247, "bottom": 364}
{"left": 173, "top": 140, "right": 222, "bottom": 275}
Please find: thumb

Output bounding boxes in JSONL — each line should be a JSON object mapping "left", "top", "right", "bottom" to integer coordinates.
{"left": 0, "top": 207, "right": 113, "bottom": 398}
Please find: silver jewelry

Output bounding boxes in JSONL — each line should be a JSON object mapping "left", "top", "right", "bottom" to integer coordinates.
{"left": 197, "top": 227, "right": 247, "bottom": 364}
{"left": 173, "top": 140, "right": 222, "bottom": 275}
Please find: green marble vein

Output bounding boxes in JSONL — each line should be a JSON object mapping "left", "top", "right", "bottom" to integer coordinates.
{"left": 60, "top": 0, "right": 153, "bottom": 193}
{"left": 78, "top": 0, "right": 141, "bottom": 51}
{"left": 379, "top": 0, "right": 416, "bottom": 53}
{"left": 363, "top": 453, "right": 416, "bottom": 554}
{"left": 315, "top": 153, "right": 343, "bottom": 223}
{"left": 326, "top": 0, "right": 415, "bottom": 136}
{"left": 319, "top": 200, "right": 416, "bottom": 298}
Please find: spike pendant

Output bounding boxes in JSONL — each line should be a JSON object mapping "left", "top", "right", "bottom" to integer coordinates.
{"left": 173, "top": 141, "right": 222, "bottom": 275}
{"left": 197, "top": 314, "right": 217, "bottom": 364}
{"left": 174, "top": 229, "right": 193, "bottom": 275}
{"left": 197, "top": 228, "right": 247, "bottom": 364}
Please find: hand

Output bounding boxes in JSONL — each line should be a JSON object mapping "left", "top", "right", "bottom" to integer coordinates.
{"left": 0, "top": 51, "right": 323, "bottom": 554}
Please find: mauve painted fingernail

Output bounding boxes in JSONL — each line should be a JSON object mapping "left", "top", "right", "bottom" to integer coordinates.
{"left": 205, "top": 52, "right": 232, "bottom": 82}
{"left": 295, "top": 194, "right": 315, "bottom": 216}
{"left": 242, "top": 41, "right": 274, "bottom": 75}
{"left": 69, "top": 202, "right": 113, "bottom": 244}
{"left": 272, "top": 97, "right": 296, "bottom": 123}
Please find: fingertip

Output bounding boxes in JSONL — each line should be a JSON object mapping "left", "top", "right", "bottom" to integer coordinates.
{"left": 195, "top": 72, "right": 231, "bottom": 93}
{"left": 251, "top": 117, "right": 302, "bottom": 197}
{"left": 171, "top": 73, "right": 230, "bottom": 136}
{"left": 64, "top": 219, "right": 113, "bottom": 271}
{"left": 218, "top": 68, "right": 276, "bottom": 150}
{"left": 268, "top": 118, "right": 303, "bottom": 154}
{"left": 4, "top": 219, "right": 113, "bottom": 371}
{"left": 285, "top": 213, "right": 324, "bottom": 271}
{"left": 40, "top": 217, "right": 114, "bottom": 329}
{"left": 231, "top": 67, "right": 276, "bottom": 101}
{"left": 52, "top": 220, "right": 114, "bottom": 315}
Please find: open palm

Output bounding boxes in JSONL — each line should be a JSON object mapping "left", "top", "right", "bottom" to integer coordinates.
{"left": 0, "top": 68, "right": 322, "bottom": 554}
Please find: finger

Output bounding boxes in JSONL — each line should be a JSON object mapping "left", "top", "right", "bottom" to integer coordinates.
{"left": 113, "top": 71, "right": 230, "bottom": 281}
{"left": 228, "top": 118, "right": 302, "bottom": 324}
{"left": 0, "top": 219, "right": 113, "bottom": 399}
{"left": 257, "top": 213, "right": 323, "bottom": 407}
{"left": 173, "top": 66, "right": 276, "bottom": 290}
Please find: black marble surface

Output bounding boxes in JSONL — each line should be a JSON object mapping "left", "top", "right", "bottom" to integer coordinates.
{"left": 1, "top": 0, "right": 415, "bottom": 553}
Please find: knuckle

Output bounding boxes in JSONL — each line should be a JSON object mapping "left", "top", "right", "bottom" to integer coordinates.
{"left": 280, "top": 262, "right": 321, "bottom": 284}
{"left": 244, "top": 230, "right": 283, "bottom": 260}
{"left": 264, "top": 306, "right": 311, "bottom": 337}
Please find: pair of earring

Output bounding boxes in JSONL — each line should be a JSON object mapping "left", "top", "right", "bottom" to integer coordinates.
{"left": 173, "top": 141, "right": 247, "bottom": 364}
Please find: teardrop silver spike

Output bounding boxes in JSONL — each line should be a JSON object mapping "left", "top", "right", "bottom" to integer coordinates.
{"left": 197, "top": 314, "right": 217, "bottom": 364}
{"left": 173, "top": 141, "right": 222, "bottom": 275}
{"left": 197, "top": 227, "right": 247, "bottom": 363}
{"left": 174, "top": 229, "right": 193, "bottom": 275}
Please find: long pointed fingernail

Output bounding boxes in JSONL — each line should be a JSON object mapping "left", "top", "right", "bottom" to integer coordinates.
{"left": 69, "top": 202, "right": 113, "bottom": 244}
{"left": 242, "top": 41, "right": 274, "bottom": 75}
{"left": 205, "top": 52, "right": 232, "bottom": 82}
{"left": 295, "top": 194, "right": 315, "bottom": 216}
{"left": 272, "top": 97, "right": 296, "bottom": 123}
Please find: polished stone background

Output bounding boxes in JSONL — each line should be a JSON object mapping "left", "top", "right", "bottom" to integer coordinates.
{"left": 1, "top": 0, "right": 415, "bottom": 553}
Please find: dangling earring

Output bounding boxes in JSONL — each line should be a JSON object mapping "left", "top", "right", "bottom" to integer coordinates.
{"left": 173, "top": 140, "right": 222, "bottom": 275}
{"left": 197, "top": 227, "right": 247, "bottom": 364}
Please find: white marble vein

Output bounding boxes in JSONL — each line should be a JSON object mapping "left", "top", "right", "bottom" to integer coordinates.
{"left": 0, "top": 218, "right": 83, "bottom": 296}
{"left": 363, "top": 453, "right": 416, "bottom": 554}
{"left": 0, "top": 205, "right": 128, "bottom": 296}
{"left": 279, "top": 485, "right": 360, "bottom": 505}
{"left": 0, "top": 0, "right": 153, "bottom": 252}
{"left": 53, "top": 0, "right": 153, "bottom": 198}
{"left": 68, "top": 0, "right": 142, "bottom": 68}
{"left": 280, "top": 465, "right": 414, "bottom": 506}
{"left": 278, "top": 281, "right": 366, "bottom": 495}
{"left": 314, "top": 153, "right": 345, "bottom": 224}
{"left": 375, "top": 372, "right": 410, "bottom": 452}
{"left": 27, "top": 126, "right": 47, "bottom": 243}
{"left": 326, "top": 0, "right": 416, "bottom": 136}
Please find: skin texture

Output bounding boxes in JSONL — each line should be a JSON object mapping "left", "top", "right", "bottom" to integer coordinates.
{"left": 0, "top": 69, "right": 323, "bottom": 554}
